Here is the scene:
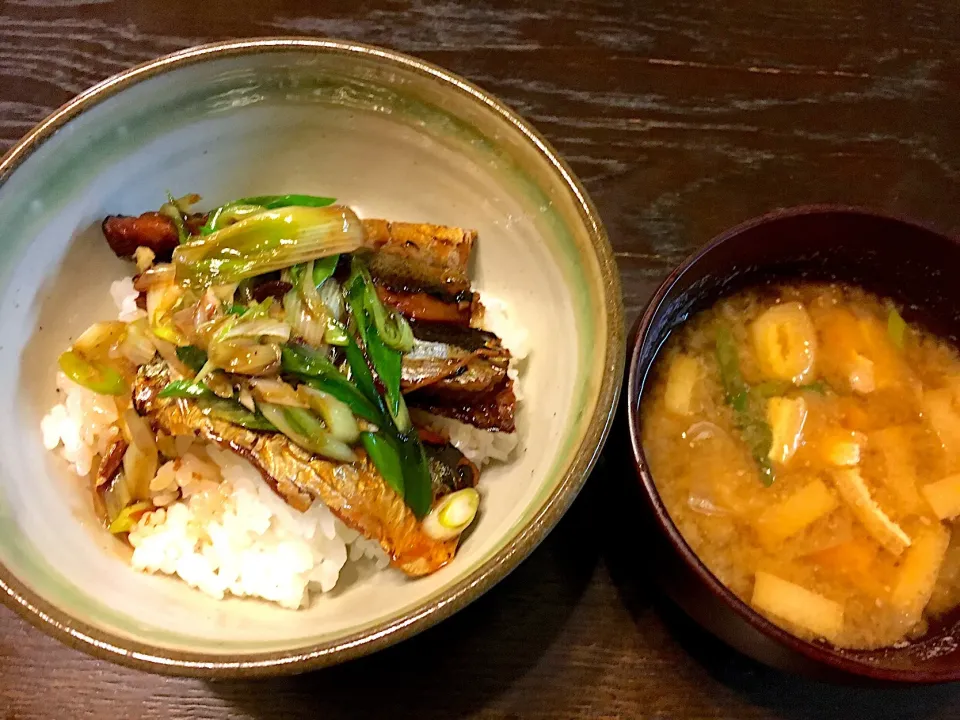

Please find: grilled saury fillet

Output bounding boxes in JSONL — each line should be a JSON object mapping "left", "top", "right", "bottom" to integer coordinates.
{"left": 133, "top": 361, "right": 466, "bottom": 576}
{"left": 362, "top": 218, "right": 476, "bottom": 298}
{"left": 402, "top": 321, "right": 517, "bottom": 432}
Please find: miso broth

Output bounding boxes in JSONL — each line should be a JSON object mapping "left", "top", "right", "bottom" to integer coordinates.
{"left": 642, "top": 282, "right": 960, "bottom": 649}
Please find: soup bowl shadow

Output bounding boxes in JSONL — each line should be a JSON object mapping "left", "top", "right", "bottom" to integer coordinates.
{"left": 625, "top": 205, "right": 960, "bottom": 684}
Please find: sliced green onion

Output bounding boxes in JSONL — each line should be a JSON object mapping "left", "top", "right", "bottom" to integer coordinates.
{"left": 396, "top": 430, "right": 432, "bottom": 518}
{"left": 122, "top": 410, "right": 159, "bottom": 501}
{"left": 349, "top": 260, "right": 414, "bottom": 352}
{"left": 291, "top": 255, "right": 339, "bottom": 294}
{"left": 361, "top": 432, "right": 404, "bottom": 495}
{"left": 716, "top": 325, "right": 748, "bottom": 413}
{"left": 715, "top": 325, "right": 774, "bottom": 486}
{"left": 108, "top": 501, "right": 153, "bottom": 534}
{"left": 258, "top": 403, "right": 357, "bottom": 463}
{"left": 176, "top": 345, "right": 208, "bottom": 373}
{"left": 202, "top": 192, "right": 332, "bottom": 235}
{"left": 324, "top": 318, "right": 350, "bottom": 346}
{"left": 238, "top": 297, "right": 274, "bottom": 321}
{"left": 285, "top": 258, "right": 340, "bottom": 347}
{"left": 227, "top": 303, "right": 247, "bottom": 315}
{"left": 299, "top": 385, "right": 360, "bottom": 443}
{"left": 203, "top": 203, "right": 263, "bottom": 234}
{"left": 284, "top": 287, "right": 327, "bottom": 347}
{"left": 146, "top": 283, "right": 186, "bottom": 345}
{"left": 58, "top": 350, "right": 128, "bottom": 396}
{"left": 118, "top": 319, "right": 157, "bottom": 366}
{"left": 888, "top": 307, "right": 907, "bottom": 349}
{"left": 422, "top": 488, "right": 480, "bottom": 541}
{"left": 311, "top": 255, "right": 339, "bottom": 287}
{"left": 197, "top": 396, "right": 275, "bottom": 431}
{"left": 237, "top": 194, "right": 336, "bottom": 210}
{"left": 300, "top": 259, "right": 328, "bottom": 317}
{"left": 73, "top": 321, "right": 127, "bottom": 360}
{"left": 158, "top": 379, "right": 212, "bottom": 399}
{"left": 279, "top": 342, "right": 340, "bottom": 376}
{"left": 174, "top": 206, "right": 365, "bottom": 288}
{"left": 753, "top": 379, "right": 830, "bottom": 398}
{"left": 280, "top": 343, "right": 382, "bottom": 423}
{"left": 249, "top": 378, "right": 307, "bottom": 408}
{"left": 193, "top": 358, "right": 217, "bottom": 384}
{"left": 342, "top": 336, "right": 391, "bottom": 421}
{"left": 159, "top": 192, "right": 188, "bottom": 244}
{"left": 151, "top": 325, "right": 182, "bottom": 344}
{"left": 219, "top": 318, "right": 291, "bottom": 344}
{"left": 319, "top": 277, "right": 344, "bottom": 322}
{"left": 208, "top": 338, "right": 281, "bottom": 375}
{"left": 347, "top": 265, "right": 409, "bottom": 432}
{"left": 299, "top": 377, "right": 380, "bottom": 425}
{"left": 799, "top": 380, "right": 829, "bottom": 395}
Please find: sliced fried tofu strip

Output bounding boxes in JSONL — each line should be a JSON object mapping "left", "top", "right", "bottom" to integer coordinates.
{"left": 663, "top": 354, "right": 700, "bottom": 416}
{"left": 832, "top": 468, "right": 911, "bottom": 555}
{"left": 922, "top": 388, "right": 960, "bottom": 460}
{"left": 754, "top": 479, "right": 838, "bottom": 546}
{"left": 922, "top": 474, "right": 960, "bottom": 520}
{"left": 752, "top": 572, "right": 843, "bottom": 640}
{"left": 818, "top": 428, "right": 866, "bottom": 467}
{"left": 871, "top": 425, "right": 924, "bottom": 513}
{"left": 766, "top": 396, "right": 808, "bottom": 465}
{"left": 891, "top": 524, "right": 950, "bottom": 620}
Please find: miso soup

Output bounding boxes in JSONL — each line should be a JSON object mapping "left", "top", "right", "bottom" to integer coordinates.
{"left": 642, "top": 282, "right": 960, "bottom": 649}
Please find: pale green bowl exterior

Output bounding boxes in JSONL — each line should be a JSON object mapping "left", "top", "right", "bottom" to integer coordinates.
{"left": 0, "top": 38, "right": 623, "bottom": 676}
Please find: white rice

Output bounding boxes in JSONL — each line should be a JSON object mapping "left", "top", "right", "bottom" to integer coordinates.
{"left": 480, "top": 295, "right": 531, "bottom": 363}
{"left": 411, "top": 410, "right": 520, "bottom": 467}
{"left": 42, "top": 375, "right": 388, "bottom": 609}
{"left": 39, "top": 279, "right": 524, "bottom": 608}
{"left": 127, "top": 445, "right": 387, "bottom": 609}
{"left": 41, "top": 373, "right": 120, "bottom": 476}
{"left": 109, "top": 277, "right": 146, "bottom": 322}
{"left": 415, "top": 293, "right": 528, "bottom": 467}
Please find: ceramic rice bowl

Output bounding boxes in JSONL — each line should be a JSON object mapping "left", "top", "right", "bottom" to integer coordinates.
{"left": 0, "top": 39, "right": 623, "bottom": 676}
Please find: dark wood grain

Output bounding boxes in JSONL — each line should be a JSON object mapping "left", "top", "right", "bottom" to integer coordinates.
{"left": 2, "top": 1, "right": 959, "bottom": 717}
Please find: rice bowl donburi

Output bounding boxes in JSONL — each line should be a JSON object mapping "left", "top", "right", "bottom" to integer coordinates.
{"left": 41, "top": 192, "right": 528, "bottom": 610}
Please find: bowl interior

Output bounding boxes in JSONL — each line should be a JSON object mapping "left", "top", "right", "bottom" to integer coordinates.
{"left": 630, "top": 207, "right": 960, "bottom": 682}
{"left": 0, "top": 43, "right": 620, "bottom": 669}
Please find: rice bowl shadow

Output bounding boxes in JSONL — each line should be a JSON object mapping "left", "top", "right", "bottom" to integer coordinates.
{"left": 650, "top": 597, "right": 957, "bottom": 720}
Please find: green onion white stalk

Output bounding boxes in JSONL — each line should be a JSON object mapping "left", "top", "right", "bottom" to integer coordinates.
{"left": 298, "top": 385, "right": 360, "bottom": 444}
{"left": 122, "top": 409, "right": 159, "bottom": 501}
{"left": 257, "top": 403, "right": 357, "bottom": 463}
{"left": 422, "top": 488, "right": 480, "bottom": 541}
{"left": 174, "top": 205, "right": 366, "bottom": 288}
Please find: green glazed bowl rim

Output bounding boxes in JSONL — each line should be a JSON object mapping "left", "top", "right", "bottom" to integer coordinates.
{"left": 0, "top": 37, "right": 624, "bottom": 676}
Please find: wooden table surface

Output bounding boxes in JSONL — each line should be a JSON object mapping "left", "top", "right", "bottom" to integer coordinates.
{"left": 2, "top": 1, "right": 959, "bottom": 717}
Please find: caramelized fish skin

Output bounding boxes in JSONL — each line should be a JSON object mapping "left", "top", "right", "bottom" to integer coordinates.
{"left": 376, "top": 285, "right": 475, "bottom": 326}
{"left": 96, "top": 436, "right": 128, "bottom": 489}
{"left": 401, "top": 321, "right": 517, "bottom": 432}
{"left": 424, "top": 441, "right": 479, "bottom": 497}
{"left": 363, "top": 218, "right": 476, "bottom": 297}
{"left": 133, "top": 361, "right": 457, "bottom": 576}
{"left": 401, "top": 321, "right": 511, "bottom": 397}
{"left": 102, "top": 212, "right": 180, "bottom": 260}
{"left": 411, "top": 382, "right": 518, "bottom": 432}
